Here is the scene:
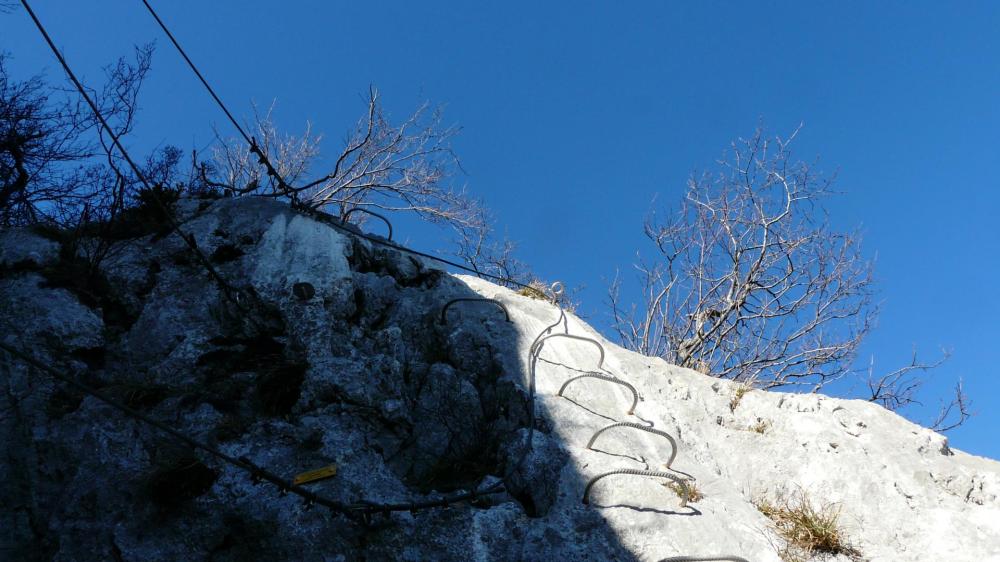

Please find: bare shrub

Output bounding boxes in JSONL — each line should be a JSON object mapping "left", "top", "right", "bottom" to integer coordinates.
{"left": 1, "top": 45, "right": 154, "bottom": 226}
{"left": 609, "top": 127, "right": 967, "bottom": 429}
{"left": 212, "top": 88, "right": 481, "bottom": 233}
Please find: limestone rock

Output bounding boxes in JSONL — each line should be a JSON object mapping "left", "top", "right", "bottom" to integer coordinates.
{"left": 1, "top": 197, "right": 997, "bottom": 562}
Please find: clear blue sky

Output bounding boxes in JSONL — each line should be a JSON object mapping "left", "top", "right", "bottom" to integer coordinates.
{"left": 4, "top": 2, "right": 998, "bottom": 458}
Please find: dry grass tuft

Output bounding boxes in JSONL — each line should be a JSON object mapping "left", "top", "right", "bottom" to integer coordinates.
{"left": 517, "top": 281, "right": 551, "bottom": 301}
{"left": 729, "top": 382, "right": 752, "bottom": 412}
{"left": 516, "top": 279, "right": 578, "bottom": 313}
{"left": 663, "top": 479, "right": 704, "bottom": 507}
{"left": 754, "top": 491, "right": 863, "bottom": 561}
{"left": 750, "top": 418, "right": 771, "bottom": 434}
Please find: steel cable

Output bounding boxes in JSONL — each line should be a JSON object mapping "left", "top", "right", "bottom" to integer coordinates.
{"left": 140, "top": 0, "right": 550, "bottom": 292}
{"left": 586, "top": 421, "right": 678, "bottom": 468}
{"left": 582, "top": 468, "right": 691, "bottom": 506}
{"left": 558, "top": 373, "right": 639, "bottom": 415}
{"left": 660, "top": 556, "right": 748, "bottom": 562}
{"left": 139, "top": 0, "right": 251, "bottom": 146}
{"left": 298, "top": 206, "right": 540, "bottom": 291}
{"left": 0, "top": 341, "right": 506, "bottom": 515}
{"left": 17, "top": 0, "right": 564, "bottom": 520}
{"left": 342, "top": 207, "right": 393, "bottom": 241}
{"left": 18, "top": 0, "right": 255, "bottom": 319}
{"left": 440, "top": 298, "right": 510, "bottom": 324}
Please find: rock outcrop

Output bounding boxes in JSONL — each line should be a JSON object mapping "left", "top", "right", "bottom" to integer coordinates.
{"left": 1, "top": 197, "right": 998, "bottom": 561}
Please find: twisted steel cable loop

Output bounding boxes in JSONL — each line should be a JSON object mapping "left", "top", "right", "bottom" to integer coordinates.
{"left": 586, "top": 422, "right": 678, "bottom": 469}
{"left": 342, "top": 208, "right": 393, "bottom": 241}
{"left": 558, "top": 373, "right": 639, "bottom": 415}
{"left": 530, "top": 334, "right": 606, "bottom": 370}
{"left": 530, "top": 283, "right": 569, "bottom": 347}
{"left": 527, "top": 334, "right": 607, "bottom": 445}
{"left": 582, "top": 468, "right": 693, "bottom": 507}
{"left": 660, "top": 556, "right": 749, "bottom": 562}
{"left": 503, "top": 285, "right": 572, "bottom": 482}
{"left": 440, "top": 298, "right": 511, "bottom": 324}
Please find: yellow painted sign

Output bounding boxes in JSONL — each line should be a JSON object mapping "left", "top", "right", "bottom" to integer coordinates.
{"left": 292, "top": 464, "right": 337, "bottom": 485}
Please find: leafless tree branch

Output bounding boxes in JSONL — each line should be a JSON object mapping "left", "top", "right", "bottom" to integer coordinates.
{"left": 0, "top": 44, "right": 154, "bottom": 227}
{"left": 929, "top": 379, "right": 972, "bottom": 432}
{"left": 212, "top": 88, "right": 481, "bottom": 233}
{"left": 866, "top": 349, "right": 949, "bottom": 410}
{"left": 609, "top": 127, "right": 966, "bottom": 431}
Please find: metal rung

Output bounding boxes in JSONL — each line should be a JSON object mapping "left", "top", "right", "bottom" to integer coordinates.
{"left": 343, "top": 207, "right": 393, "bottom": 240}
{"left": 439, "top": 298, "right": 510, "bottom": 324}
{"left": 660, "top": 556, "right": 748, "bottom": 562}
{"left": 530, "top": 333, "right": 606, "bottom": 370}
{"left": 587, "top": 422, "right": 678, "bottom": 468}
{"left": 558, "top": 373, "right": 639, "bottom": 415}
{"left": 582, "top": 468, "right": 692, "bottom": 507}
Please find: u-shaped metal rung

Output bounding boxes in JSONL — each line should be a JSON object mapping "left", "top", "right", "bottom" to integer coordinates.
{"left": 343, "top": 207, "right": 393, "bottom": 240}
{"left": 659, "top": 557, "right": 750, "bottom": 562}
{"left": 587, "top": 422, "right": 678, "bottom": 468}
{"left": 439, "top": 298, "right": 510, "bottom": 324}
{"left": 530, "top": 333, "right": 606, "bottom": 369}
{"left": 583, "top": 468, "right": 692, "bottom": 506}
{"left": 558, "top": 373, "right": 639, "bottom": 415}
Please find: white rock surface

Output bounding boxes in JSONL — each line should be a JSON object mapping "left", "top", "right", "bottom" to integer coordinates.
{"left": 0, "top": 229, "right": 60, "bottom": 267}
{"left": 458, "top": 274, "right": 1000, "bottom": 562}
{"left": 2, "top": 197, "right": 997, "bottom": 562}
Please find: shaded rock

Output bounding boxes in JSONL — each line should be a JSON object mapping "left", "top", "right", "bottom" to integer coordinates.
{"left": 2, "top": 198, "right": 998, "bottom": 562}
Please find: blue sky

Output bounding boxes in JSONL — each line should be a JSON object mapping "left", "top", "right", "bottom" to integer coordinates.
{"left": 4, "top": 1, "right": 998, "bottom": 458}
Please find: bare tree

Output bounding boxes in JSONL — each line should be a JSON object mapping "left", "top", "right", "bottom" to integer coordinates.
{"left": 1, "top": 53, "right": 93, "bottom": 225}
{"left": 610, "top": 128, "right": 877, "bottom": 390}
{"left": 212, "top": 88, "right": 481, "bottom": 232}
{"left": 0, "top": 45, "right": 154, "bottom": 227}
{"left": 608, "top": 127, "right": 966, "bottom": 430}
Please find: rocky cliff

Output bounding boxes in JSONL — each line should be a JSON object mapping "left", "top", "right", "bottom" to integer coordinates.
{"left": 1, "top": 197, "right": 998, "bottom": 561}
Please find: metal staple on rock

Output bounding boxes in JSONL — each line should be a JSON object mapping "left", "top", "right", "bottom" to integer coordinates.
{"left": 528, "top": 332, "right": 611, "bottom": 436}
{"left": 439, "top": 298, "right": 511, "bottom": 324}
{"left": 659, "top": 557, "right": 750, "bottom": 562}
{"left": 582, "top": 468, "right": 691, "bottom": 506}
{"left": 557, "top": 373, "right": 639, "bottom": 415}
{"left": 297, "top": 205, "right": 542, "bottom": 292}
{"left": 32, "top": 2, "right": 717, "bottom": 527}
{"left": 530, "top": 333, "right": 606, "bottom": 370}
{"left": 586, "top": 422, "right": 678, "bottom": 468}
{"left": 342, "top": 208, "right": 394, "bottom": 241}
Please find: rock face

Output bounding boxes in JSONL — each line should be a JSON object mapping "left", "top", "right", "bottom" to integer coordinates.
{"left": 1, "top": 197, "right": 998, "bottom": 562}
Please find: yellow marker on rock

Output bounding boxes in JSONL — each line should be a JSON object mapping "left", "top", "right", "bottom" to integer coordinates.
{"left": 293, "top": 464, "right": 337, "bottom": 485}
